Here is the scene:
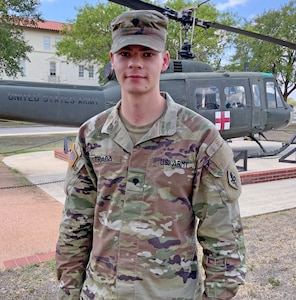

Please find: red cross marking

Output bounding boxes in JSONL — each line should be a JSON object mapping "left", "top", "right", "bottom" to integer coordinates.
{"left": 215, "top": 111, "right": 231, "bottom": 130}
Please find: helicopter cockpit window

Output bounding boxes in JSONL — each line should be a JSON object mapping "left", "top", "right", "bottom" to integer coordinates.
{"left": 252, "top": 84, "right": 261, "bottom": 107}
{"left": 195, "top": 86, "right": 220, "bottom": 110}
{"left": 266, "top": 81, "right": 284, "bottom": 108}
{"left": 224, "top": 86, "right": 246, "bottom": 108}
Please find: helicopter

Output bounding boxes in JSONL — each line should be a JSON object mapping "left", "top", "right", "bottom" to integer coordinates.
{"left": 0, "top": 0, "right": 294, "bottom": 154}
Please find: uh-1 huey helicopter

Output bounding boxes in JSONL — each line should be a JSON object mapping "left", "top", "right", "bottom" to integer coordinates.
{"left": 0, "top": 0, "right": 295, "bottom": 155}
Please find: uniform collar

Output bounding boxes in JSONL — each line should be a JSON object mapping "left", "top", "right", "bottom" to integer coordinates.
{"left": 102, "top": 93, "right": 179, "bottom": 151}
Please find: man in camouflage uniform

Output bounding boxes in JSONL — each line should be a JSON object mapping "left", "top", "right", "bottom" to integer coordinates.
{"left": 56, "top": 9, "right": 246, "bottom": 300}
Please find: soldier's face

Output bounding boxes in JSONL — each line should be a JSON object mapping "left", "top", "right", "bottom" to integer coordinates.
{"left": 110, "top": 45, "right": 170, "bottom": 96}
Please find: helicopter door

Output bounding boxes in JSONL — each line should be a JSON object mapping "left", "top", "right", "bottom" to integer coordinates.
{"left": 264, "top": 80, "right": 291, "bottom": 130}
{"left": 221, "top": 79, "right": 252, "bottom": 137}
{"left": 250, "top": 78, "right": 266, "bottom": 131}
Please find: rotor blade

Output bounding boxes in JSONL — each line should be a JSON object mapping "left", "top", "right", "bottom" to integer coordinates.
{"left": 108, "top": 0, "right": 179, "bottom": 21}
{"left": 201, "top": 21, "right": 296, "bottom": 50}
{"left": 108, "top": 0, "right": 164, "bottom": 12}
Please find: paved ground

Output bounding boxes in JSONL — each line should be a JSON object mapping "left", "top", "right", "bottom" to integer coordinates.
{"left": 0, "top": 125, "right": 77, "bottom": 137}
{"left": 1, "top": 138, "right": 296, "bottom": 270}
{"left": 4, "top": 139, "right": 296, "bottom": 214}
{"left": 0, "top": 159, "right": 63, "bottom": 271}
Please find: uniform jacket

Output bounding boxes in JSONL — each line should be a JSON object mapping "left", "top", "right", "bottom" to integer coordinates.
{"left": 56, "top": 93, "right": 246, "bottom": 300}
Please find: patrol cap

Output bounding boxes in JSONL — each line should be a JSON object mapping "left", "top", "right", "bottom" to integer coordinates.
{"left": 111, "top": 10, "right": 168, "bottom": 53}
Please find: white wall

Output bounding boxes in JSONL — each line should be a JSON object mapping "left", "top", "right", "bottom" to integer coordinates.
{"left": 2, "top": 27, "right": 100, "bottom": 86}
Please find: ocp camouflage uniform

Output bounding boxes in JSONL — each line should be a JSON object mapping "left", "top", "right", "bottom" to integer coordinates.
{"left": 56, "top": 93, "right": 246, "bottom": 299}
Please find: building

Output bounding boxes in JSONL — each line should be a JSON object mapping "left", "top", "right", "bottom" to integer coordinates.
{"left": 2, "top": 20, "right": 100, "bottom": 86}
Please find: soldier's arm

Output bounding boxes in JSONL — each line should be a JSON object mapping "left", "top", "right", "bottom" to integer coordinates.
{"left": 56, "top": 140, "right": 97, "bottom": 299}
{"left": 193, "top": 136, "right": 246, "bottom": 299}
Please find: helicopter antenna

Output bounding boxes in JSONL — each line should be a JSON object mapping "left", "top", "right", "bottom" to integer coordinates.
{"left": 215, "top": 58, "right": 222, "bottom": 70}
{"left": 190, "top": 7, "right": 196, "bottom": 46}
{"left": 251, "top": 61, "right": 263, "bottom": 72}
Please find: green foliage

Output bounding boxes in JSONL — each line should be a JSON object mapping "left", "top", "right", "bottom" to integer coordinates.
{"left": 227, "top": 0, "right": 296, "bottom": 101}
{"left": 56, "top": 2, "right": 127, "bottom": 82}
{"left": 268, "top": 277, "right": 281, "bottom": 287}
{"left": 0, "top": 0, "right": 42, "bottom": 77}
{"left": 287, "top": 98, "right": 296, "bottom": 106}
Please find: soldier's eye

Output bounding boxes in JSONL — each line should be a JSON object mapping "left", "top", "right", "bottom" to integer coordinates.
{"left": 120, "top": 51, "right": 130, "bottom": 57}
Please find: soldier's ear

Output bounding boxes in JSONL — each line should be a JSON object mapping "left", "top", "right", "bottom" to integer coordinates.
{"left": 161, "top": 51, "right": 170, "bottom": 72}
{"left": 110, "top": 51, "right": 114, "bottom": 65}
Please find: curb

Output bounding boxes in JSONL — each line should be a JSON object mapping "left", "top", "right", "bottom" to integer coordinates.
{"left": 240, "top": 167, "right": 296, "bottom": 184}
{"left": 3, "top": 251, "right": 55, "bottom": 270}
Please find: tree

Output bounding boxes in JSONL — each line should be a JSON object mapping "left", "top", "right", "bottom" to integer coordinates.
{"left": 56, "top": 2, "right": 127, "bottom": 82}
{"left": 0, "top": 0, "right": 42, "bottom": 77}
{"left": 56, "top": 0, "right": 239, "bottom": 82}
{"left": 228, "top": 0, "right": 296, "bottom": 101}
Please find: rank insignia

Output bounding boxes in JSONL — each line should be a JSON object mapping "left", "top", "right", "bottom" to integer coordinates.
{"left": 69, "top": 143, "right": 78, "bottom": 168}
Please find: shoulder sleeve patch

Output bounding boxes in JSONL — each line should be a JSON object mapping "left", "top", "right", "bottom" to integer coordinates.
{"left": 228, "top": 170, "right": 240, "bottom": 190}
{"left": 69, "top": 143, "right": 78, "bottom": 168}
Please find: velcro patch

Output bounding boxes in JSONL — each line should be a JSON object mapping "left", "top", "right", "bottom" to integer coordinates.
{"left": 228, "top": 170, "right": 239, "bottom": 190}
{"left": 69, "top": 143, "right": 78, "bottom": 168}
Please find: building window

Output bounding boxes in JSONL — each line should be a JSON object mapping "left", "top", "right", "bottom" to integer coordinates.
{"left": 50, "top": 62, "right": 56, "bottom": 76}
{"left": 88, "top": 65, "right": 94, "bottom": 78}
{"left": 44, "top": 36, "right": 51, "bottom": 51}
{"left": 54, "top": 37, "right": 61, "bottom": 49}
{"left": 79, "top": 65, "right": 84, "bottom": 78}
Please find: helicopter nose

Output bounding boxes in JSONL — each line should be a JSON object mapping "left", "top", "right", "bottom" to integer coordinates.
{"left": 288, "top": 106, "right": 296, "bottom": 125}
{"left": 283, "top": 105, "right": 295, "bottom": 128}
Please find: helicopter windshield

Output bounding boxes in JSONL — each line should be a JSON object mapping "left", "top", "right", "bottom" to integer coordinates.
{"left": 266, "top": 81, "right": 284, "bottom": 108}
{"left": 252, "top": 84, "right": 261, "bottom": 107}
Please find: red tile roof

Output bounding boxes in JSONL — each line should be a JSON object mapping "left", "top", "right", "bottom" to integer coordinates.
{"left": 36, "top": 20, "right": 67, "bottom": 31}
{"left": 22, "top": 19, "right": 70, "bottom": 32}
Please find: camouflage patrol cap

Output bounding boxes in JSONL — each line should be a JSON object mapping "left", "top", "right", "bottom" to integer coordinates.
{"left": 111, "top": 10, "right": 168, "bottom": 53}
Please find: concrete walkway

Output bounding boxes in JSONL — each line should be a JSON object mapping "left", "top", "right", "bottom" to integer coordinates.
{"left": 3, "top": 139, "right": 296, "bottom": 217}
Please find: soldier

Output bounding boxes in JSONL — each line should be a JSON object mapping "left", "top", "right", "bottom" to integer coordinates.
{"left": 56, "top": 9, "right": 246, "bottom": 300}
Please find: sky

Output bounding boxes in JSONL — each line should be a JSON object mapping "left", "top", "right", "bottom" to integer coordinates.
{"left": 39, "top": 0, "right": 290, "bottom": 23}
